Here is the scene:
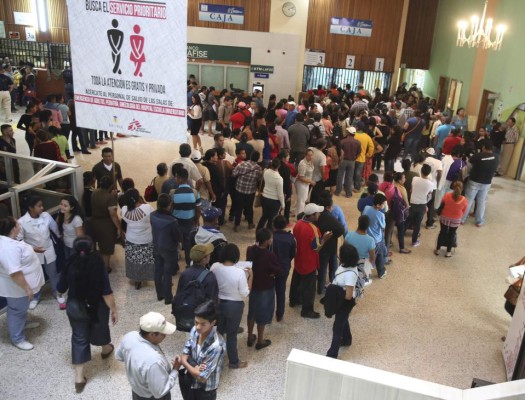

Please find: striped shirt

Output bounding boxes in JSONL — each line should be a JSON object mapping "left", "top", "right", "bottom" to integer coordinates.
{"left": 172, "top": 184, "right": 201, "bottom": 221}
{"left": 183, "top": 326, "right": 226, "bottom": 391}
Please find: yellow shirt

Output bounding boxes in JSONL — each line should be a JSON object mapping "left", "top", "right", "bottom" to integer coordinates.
{"left": 355, "top": 132, "right": 374, "bottom": 163}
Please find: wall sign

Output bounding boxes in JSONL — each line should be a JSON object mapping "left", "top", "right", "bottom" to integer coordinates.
{"left": 250, "top": 65, "right": 274, "bottom": 74}
{"left": 346, "top": 55, "right": 355, "bottom": 69}
{"left": 254, "top": 73, "right": 269, "bottom": 79}
{"left": 13, "top": 12, "right": 36, "bottom": 26}
{"left": 25, "top": 27, "right": 36, "bottom": 42}
{"left": 9, "top": 31, "right": 20, "bottom": 40}
{"left": 375, "top": 58, "right": 384, "bottom": 72}
{"left": 330, "top": 18, "right": 373, "bottom": 37}
{"left": 198, "top": 3, "right": 244, "bottom": 25}
{"left": 187, "top": 43, "right": 251, "bottom": 63}
{"left": 304, "top": 50, "right": 325, "bottom": 66}
{"left": 67, "top": 0, "right": 188, "bottom": 143}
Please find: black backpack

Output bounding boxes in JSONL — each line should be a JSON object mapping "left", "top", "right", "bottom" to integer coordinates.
{"left": 172, "top": 270, "right": 210, "bottom": 332}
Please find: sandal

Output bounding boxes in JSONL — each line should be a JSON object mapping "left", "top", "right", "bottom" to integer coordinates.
{"left": 434, "top": 250, "right": 440, "bottom": 256}
{"left": 255, "top": 339, "right": 272, "bottom": 350}
{"left": 399, "top": 249, "right": 411, "bottom": 254}
{"left": 101, "top": 343, "right": 114, "bottom": 359}
{"left": 247, "top": 334, "right": 256, "bottom": 347}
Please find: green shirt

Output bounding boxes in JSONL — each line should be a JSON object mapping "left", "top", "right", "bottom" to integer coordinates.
{"left": 52, "top": 136, "right": 68, "bottom": 160}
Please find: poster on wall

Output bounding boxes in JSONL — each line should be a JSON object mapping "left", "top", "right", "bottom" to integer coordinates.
{"left": 198, "top": 3, "right": 244, "bottom": 24}
{"left": 304, "top": 50, "right": 325, "bottom": 66}
{"left": 25, "top": 27, "right": 36, "bottom": 42}
{"left": 330, "top": 18, "right": 373, "bottom": 37}
{"left": 67, "top": 0, "right": 187, "bottom": 142}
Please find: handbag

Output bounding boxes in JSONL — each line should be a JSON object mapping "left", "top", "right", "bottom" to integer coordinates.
{"left": 144, "top": 177, "right": 158, "bottom": 202}
{"left": 401, "top": 119, "right": 422, "bottom": 143}
{"left": 505, "top": 277, "right": 523, "bottom": 306}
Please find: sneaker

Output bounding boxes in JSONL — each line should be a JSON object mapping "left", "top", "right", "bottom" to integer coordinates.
{"left": 301, "top": 311, "right": 320, "bottom": 319}
{"left": 57, "top": 296, "right": 66, "bottom": 310}
{"left": 425, "top": 224, "right": 437, "bottom": 230}
{"left": 379, "top": 270, "right": 388, "bottom": 279}
{"left": 14, "top": 341, "right": 34, "bottom": 351}
{"left": 411, "top": 241, "right": 421, "bottom": 247}
{"left": 25, "top": 321, "right": 40, "bottom": 329}
{"left": 28, "top": 299, "right": 39, "bottom": 310}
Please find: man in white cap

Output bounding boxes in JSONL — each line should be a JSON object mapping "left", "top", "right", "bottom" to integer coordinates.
{"left": 285, "top": 101, "right": 297, "bottom": 129}
{"left": 116, "top": 312, "right": 180, "bottom": 400}
{"left": 290, "top": 203, "right": 333, "bottom": 319}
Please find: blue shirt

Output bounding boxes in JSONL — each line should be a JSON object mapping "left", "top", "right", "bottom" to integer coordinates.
{"left": 331, "top": 205, "right": 348, "bottom": 234}
{"left": 357, "top": 195, "right": 374, "bottom": 213}
{"left": 183, "top": 326, "right": 226, "bottom": 391}
{"left": 285, "top": 109, "right": 297, "bottom": 129}
{"left": 345, "top": 231, "right": 375, "bottom": 260}
{"left": 172, "top": 184, "right": 201, "bottom": 221}
{"left": 362, "top": 205, "right": 385, "bottom": 244}
{"left": 435, "top": 124, "right": 452, "bottom": 149}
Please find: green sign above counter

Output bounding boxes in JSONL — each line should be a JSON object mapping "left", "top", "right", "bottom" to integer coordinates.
{"left": 250, "top": 65, "right": 274, "bottom": 74}
{"left": 187, "top": 43, "right": 251, "bottom": 63}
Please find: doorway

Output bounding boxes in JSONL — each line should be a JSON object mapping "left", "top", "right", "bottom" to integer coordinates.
{"left": 436, "top": 76, "right": 449, "bottom": 112}
{"left": 476, "top": 89, "right": 498, "bottom": 131}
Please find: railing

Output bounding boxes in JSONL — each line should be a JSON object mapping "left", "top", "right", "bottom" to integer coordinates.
{"left": 303, "top": 66, "right": 393, "bottom": 93}
{"left": 0, "top": 39, "right": 70, "bottom": 70}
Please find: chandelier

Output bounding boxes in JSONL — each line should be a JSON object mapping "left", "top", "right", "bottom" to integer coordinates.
{"left": 456, "top": 0, "right": 506, "bottom": 50}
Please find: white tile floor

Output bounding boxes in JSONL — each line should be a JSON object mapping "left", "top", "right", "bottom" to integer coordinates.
{"left": 0, "top": 110, "right": 523, "bottom": 399}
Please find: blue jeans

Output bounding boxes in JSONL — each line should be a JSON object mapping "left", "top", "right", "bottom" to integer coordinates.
{"left": 6, "top": 296, "right": 30, "bottom": 344}
{"left": 384, "top": 158, "right": 395, "bottom": 173}
{"left": 336, "top": 159, "right": 355, "bottom": 195}
{"left": 409, "top": 204, "right": 426, "bottom": 244}
{"left": 403, "top": 135, "right": 421, "bottom": 160}
{"left": 462, "top": 180, "right": 491, "bottom": 225}
{"left": 34, "top": 260, "right": 60, "bottom": 300}
{"left": 375, "top": 241, "right": 387, "bottom": 278}
{"left": 353, "top": 162, "right": 364, "bottom": 190}
{"left": 217, "top": 300, "right": 244, "bottom": 366}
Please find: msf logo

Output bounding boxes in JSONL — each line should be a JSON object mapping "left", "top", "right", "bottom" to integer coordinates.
{"left": 128, "top": 119, "right": 142, "bottom": 131}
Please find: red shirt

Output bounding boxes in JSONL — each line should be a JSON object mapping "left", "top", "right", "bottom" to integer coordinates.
{"left": 230, "top": 112, "right": 245, "bottom": 130}
{"left": 442, "top": 136, "right": 462, "bottom": 155}
{"left": 440, "top": 192, "right": 468, "bottom": 220}
{"left": 293, "top": 219, "right": 321, "bottom": 275}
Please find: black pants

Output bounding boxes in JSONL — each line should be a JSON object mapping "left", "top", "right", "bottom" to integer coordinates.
{"left": 289, "top": 270, "right": 316, "bottom": 314}
{"left": 372, "top": 153, "right": 382, "bottom": 170}
{"left": 132, "top": 391, "right": 171, "bottom": 400}
{"left": 180, "top": 386, "right": 216, "bottom": 400}
{"left": 256, "top": 196, "right": 281, "bottom": 230}
{"left": 409, "top": 204, "right": 426, "bottom": 244}
{"left": 309, "top": 181, "right": 326, "bottom": 205}
{"left": 235, "top": 192, "right": 255, "bottom": 226}
{"left": 505, "top": 301, "right": 516, "bottom": 317}
{"left": 275, "top": 268, "right": 290, "bottom": 319}
{"left": 426, "top": 190, "right": 436, "bottom": 227}
{"left": 436, "top": 223, "right": 458, "bottom": 252}
{"left": 177, "top": 219, "right": 194, "bottom": 267}
{"left": 284, "top": 197, "right": 291, "bottom": 224}
{"left": 326, "top": 298, "right": 356, "bottom": 359}
{"left": 212, "top": 191, "right": 227, "bottom": 225}
{"left": 289, "top": 151, "right": 305, "bottom": 165}
{"left": 153, "top": 248, "right": 179, "bottom": 303}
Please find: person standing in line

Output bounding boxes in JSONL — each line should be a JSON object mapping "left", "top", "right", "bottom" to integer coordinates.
{"left": 179, "top": 300, "right": 226, "bottom": 400}
{"left": 231, "top": 151, "right": 262, "bottom": 232}
{"left": 210, "top": 244, "right": 251, "bottom": 369}
{"left": 288, "top": 113, "right": 310, "bottom": 164}
{"left": 256, "top": 158, "right": 284, "bottom": 230}
{"left": 0, "top": 124, "right": 21, "bottom": 183}
{"left": 116, "top": 312, "right": 180, "bottom": 400}
{"left": 408, "top": 164, "right": 435, "bottom": 247}
{"left": 294, "top": 149, "right": 315, "bottom": 219}
{"left": 17, "top": 195, "right": 65, "bottom": 310}
{"left": 362, "top": 194, "right": 389, "bottom": 279}
{"left": 461, "top": 139, "right": 498, "bottom": 227}
{"left": 217, "top": 96, "right": 233, "bottom": 133}
{"left": 336, "top": 127, "right": 361, "bottom": 198}
{"left": 308, "top": 138, "right": 328, "bottom": 204}
{"left": 498, "top": 117, "right": 519, "bottom": 176}
{"left": 150, "top": 193, "right": 181, "bottom": 304}
{"left": 188, "top": 93, "right": 204, "bottom": 152}
{"left": 435, "top": 181, "right": 468, "bottom": 257}
{"left": 246, "top": 228, "right": 281, "bottom": 350}
{"left": 326, "top": 243, "right": 360, "bottom": 359}
{"left": 57, "top": 236, "right": 117, "bottom": 393}
{"left": 271, "top": 215, "right": 296, "bottom": 322}
{"left": 354, "top": 125, "right": 375, "bottom": 192}
{"left": 0, "top": 217, "right": 45, "bottom": 351}
{"left": 290, "top": 204, "right": 333, "bottom": 319}
{"left": 402, "top": 110, "right": 425, "bottom": 160}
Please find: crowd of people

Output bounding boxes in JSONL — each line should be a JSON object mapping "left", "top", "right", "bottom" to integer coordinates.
{"left": 0, "top": 75, "right": 518, "bottom": 399}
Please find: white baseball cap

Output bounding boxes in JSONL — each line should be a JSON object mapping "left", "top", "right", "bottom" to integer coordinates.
{"left": 140, "top": 312, "right": 176, "bottom": 335}
{"left": 191, "top": 150, "right": 202, "bottom": 161}
{"left": 304, "top": 203, "right": 324, "bottom": 216}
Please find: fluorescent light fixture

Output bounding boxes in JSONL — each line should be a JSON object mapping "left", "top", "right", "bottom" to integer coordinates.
{"left": 34, "top": 0, "right": 48, "bottom": 32}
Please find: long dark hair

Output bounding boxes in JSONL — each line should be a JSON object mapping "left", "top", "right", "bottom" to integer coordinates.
{"left": 57, "top": 195, "right": 84, "bottom": 236}
{"left": 125, "top": 188, "right": 141, "bottom": 211}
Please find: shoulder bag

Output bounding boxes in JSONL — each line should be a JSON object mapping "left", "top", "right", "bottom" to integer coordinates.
{"left": 401, "top": 119, "right": 422, "bottom": 143}
{"left": 144, "top": 177, "right": 158, "bottom": 202}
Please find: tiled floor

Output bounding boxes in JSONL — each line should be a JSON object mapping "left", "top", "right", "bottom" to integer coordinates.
{"left": 0, "top": 110, "right": 523, "bottom": 399}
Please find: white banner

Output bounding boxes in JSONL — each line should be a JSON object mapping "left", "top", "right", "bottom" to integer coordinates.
{"left": 67, "top": 0, "right": 187, "bottom": 142}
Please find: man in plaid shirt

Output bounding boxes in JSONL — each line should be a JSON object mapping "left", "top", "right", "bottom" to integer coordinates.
{"left": 179, "top": 301, "right": 226, "bottom": 400}
{"left": 231, "top": 151, "right": 262, "bottom": 232}
{"left": 350, "top": 93, "right": 369, "bottom": 116}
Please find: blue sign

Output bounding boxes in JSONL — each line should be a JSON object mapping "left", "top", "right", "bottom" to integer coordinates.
{"left": 329, "top": 17, "right": 373, "bottom": 37}
{"left": 199, "top": 3, "right": 245, "bottom": 25}
{"left": 254, "top": 73, "right": 269, "bottom": 79}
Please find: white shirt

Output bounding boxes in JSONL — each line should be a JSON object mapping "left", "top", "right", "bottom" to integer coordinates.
{"left": 172, "top": 157, "right": 203, "bottom": 186}
{"left": 210, "top": 262, "right": 250, "bottom": 301}
{"left": 62, "top": 215, "right": 83, "bottom": 248}
{"left": 17, "top": 212, "right": 59, "bottom": 264}
{"left": 309, "top": 147, "right": 327, "bottom": 182}
{"left": 121, "top": 204, "right": 154, "bottom": 244}
{"left": 423, "top": 157, "right": 442, "bottom": 184}
{"left": 0, "top": 236, "right": 45, "bottom": 297}
{"left": 262, "top": 168, "right": 285, "bottom": 208}
{"left": 115, "top": 331, "right": 178, "bottom": 399}
{"left": 189, "top": 104, "right": 202, "bottom": 119}
{"left": 104, "top": 163, "right": 113, "bottom": 172}
{"left": 332, "top": 265, "right": 358, "bottom": 299}
{"left": 410, "top": 177, "right": 436, "bottom": 205}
